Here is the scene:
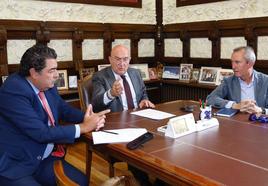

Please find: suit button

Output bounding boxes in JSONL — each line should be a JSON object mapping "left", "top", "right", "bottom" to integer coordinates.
{"left": 37, "top": 156, "right": 42, "bottom": 160}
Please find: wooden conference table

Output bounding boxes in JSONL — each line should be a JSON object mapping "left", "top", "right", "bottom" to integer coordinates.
{"left": 82, "top": 100, "right": 268, "bottom": 186}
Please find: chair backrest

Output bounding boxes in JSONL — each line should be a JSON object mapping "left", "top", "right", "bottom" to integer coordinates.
{"left": 54, "top": 160, "right": 79, "bottom": 186}
{"left": 78, "top": 75, "right": 93, "bottom": 112}
{"left": 54, "top": 160, "right": 139, "bottom": 186}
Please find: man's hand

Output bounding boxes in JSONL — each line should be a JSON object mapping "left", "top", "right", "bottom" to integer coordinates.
{"left": 110, "top": 79, "right": 123, "bottom": 97}
{"left": 232, "top": 99, "right": 262, "bottom": 114}
{"left": 79, "top": 104, "right": 110, "bottom": 134}
{"left": 139, "top": 99, "right": 155, "bottom": 109}
{"left": 244, "top": 102, "right": 262, "bottom": 114}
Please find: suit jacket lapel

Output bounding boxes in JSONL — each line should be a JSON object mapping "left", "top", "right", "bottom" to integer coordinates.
{"left": 232, "top": 77, "right": 241, "bottom": 103}
{"left": 127, "top": 69, "right": 139, "bottom": 97}
{"left": 253, "top": 71, "right": 261, "bottom": 105}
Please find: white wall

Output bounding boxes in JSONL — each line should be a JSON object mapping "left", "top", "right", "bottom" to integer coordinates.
{"left": 0, "top": 0, "right": 156, "bottom": 64}
{"left": 163, "top": 0, "right": 268, "bottom": 60}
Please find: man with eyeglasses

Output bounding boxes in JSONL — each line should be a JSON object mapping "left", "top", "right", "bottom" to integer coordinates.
{"left": 92, "top": 45, "right": 161, "bottom": 186}
{"left": 92, "top": 44, "right": 155, "bottom": 113}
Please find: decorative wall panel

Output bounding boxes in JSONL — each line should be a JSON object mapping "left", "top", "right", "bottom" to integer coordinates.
{"left": 257, "top": 36, "right": 268, "bottom": 60}
{"left": 190, "top": 38, "right": 211, "bottom": 58}
{"left": 164, "top": 39, "right": 182, "bottom": 57}
{"left": 0, "top": 0, "right": 155, "bottom": 24}
{"left": 48, "top": 40, "right": 73, "bottom": 61}
{"left": 220, "top": 37, "right": 247, "bottom": 59}
{"left": 7, "top": 40, "right": 36, "bottom": 64}
{"left": 164, "top": 0, "right": 268, "bottom": 24}
{"left": 82, "top": 39, "right": 103, "bottom": 60}
{"left": 138, "top": 39, "right": 155, "bottom": 57}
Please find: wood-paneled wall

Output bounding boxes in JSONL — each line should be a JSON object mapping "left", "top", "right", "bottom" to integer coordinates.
{"left": 2, "top": 16, "right": 268, "bottom": 96}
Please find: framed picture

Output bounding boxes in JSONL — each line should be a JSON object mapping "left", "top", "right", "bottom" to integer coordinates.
{"left": 162, "top": 66, "right": 180, "bottom": 79}
{"left": 177, "top": 0, "right": 226, "bottom": 7}
{"left": 55, "top": 70, "right": 68, "bottom": 90}
{"left": 156, "top": 61, "right": 164, "bottom": 79}
{"left": 190, "top": 68, "right": 200, "bottom": 82}
{"left": 79, "top": 68, "right": 95, "bottom": 80}
{"left": 148, "top": 68, "right": 158, "bottom": 80}
{"left": 98, "top": 64, "right": 111, "bottom": 71}
{"left": 216, "top": 69, "right": 234, "bottom": 85}
{"left": 130, "top": 64, "right": 150, "bottom": 81}
{"left": 199, "top": 67, "right": 221, "bottom": 85}
{"left": 46, "top": 0, "right": 142, "bottom": 8}
{"left": 180, "top": 63, "right": 193, "bottom": 81}
{"left": 68, "top": 75, "right": 78, "bottom": 89}
{"left": 1, "top": 75, "right": 8, "bottom": 83}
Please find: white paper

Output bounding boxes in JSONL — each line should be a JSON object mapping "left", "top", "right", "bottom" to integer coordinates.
{"left": 92, "top": 128, "right": 147, "bottom": 145}
{"left": 131, "top": 109, "right": 175, "bottom": 120}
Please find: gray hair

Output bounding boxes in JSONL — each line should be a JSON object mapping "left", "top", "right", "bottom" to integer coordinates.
{"left": 233, "top": 46, "right": 256, "bottom": 65}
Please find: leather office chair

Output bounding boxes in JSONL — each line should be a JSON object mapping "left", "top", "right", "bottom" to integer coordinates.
{"left": 54, "top": 160, "right": 138, "bottom": 186}
{"left": 77, "top": 75, "right": 119, "bottom": 178}
{"left": 78, "top": 75, "right": 93, "bottom": 112}
{"left": 54, "top": 160, "right": 78, "bottom": 186}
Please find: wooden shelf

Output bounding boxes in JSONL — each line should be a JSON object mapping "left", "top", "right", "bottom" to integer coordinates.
{"left": 161, "top": 79, "right": 216, "bottom": 90}
{"left": 58, "top": 89, "right": 78, "bottom": 96}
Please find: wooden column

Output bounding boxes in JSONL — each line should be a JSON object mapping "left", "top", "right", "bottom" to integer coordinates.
{"left": 72, "top": 29, "right": 84, "bottom": 70}
{"left": 0, "top": 27, "right": 8, "bottom": 80}
{"left": 131, "top": 32, "right": 140, "bottom": 64}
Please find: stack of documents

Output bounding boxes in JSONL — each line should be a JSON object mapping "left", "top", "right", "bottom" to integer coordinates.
{"left": 92, "top": 128, "right": 147, "bottom": 145}
{"left": 131, "top": 109, "right": 175, "bottom": 120}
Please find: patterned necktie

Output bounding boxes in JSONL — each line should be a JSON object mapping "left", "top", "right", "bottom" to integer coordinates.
{"left": 121, "top": 75, "right": 134, "bottom": 109}
{"left": 38, "top": 91, "right": 65, "bottom": 157}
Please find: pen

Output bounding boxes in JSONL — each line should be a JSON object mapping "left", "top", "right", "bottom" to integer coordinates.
{"left": 101, "top": 130, "right": 119, "bottom": 135}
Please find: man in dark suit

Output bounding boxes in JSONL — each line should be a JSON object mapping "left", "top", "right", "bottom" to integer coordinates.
{"left": 207, "top": 46, "right": 268, "bottom": 114}
{"left": 0, "top": 44, "right": 109, "bottom": 186}
{"left": 92, "top": 45, "right": 162, "bottom": 186}
{"left": 92, "top": 44, "right": 155, "bottom": 112}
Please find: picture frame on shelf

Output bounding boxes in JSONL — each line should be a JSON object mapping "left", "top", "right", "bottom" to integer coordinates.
{"left": 162, "top": 66, "right": 180, "bottom": 79}
{"left": 148, "top": 67, "right": 158, "bottom": 80}
{"left": 55, "top": 70, "right": 68, "bottom": 90}
{"left": 190, "top": 68, "right": 200, "bottom": 82}
{"left": 156, "top": 61, "right": 164, "bottom": 79}
{"left": 180, "top": 63, "right": 193, "bottom": 81}
{"left": 216, "top": 69, "right": 234, "bottom": 85}
{"left": 98, "top": 64, "right": 111, "bottom": 71}
{"left": 68, "top": 75, "right": 78, "bottom": 89}
{"left": 79, "top": 68, "right": 95, "bottom": 80}
{"left": 199, "top": 67, "right": 221, "bottom": 85}
{"left": 130, "top": 64, "right": 150, "bottom": 81}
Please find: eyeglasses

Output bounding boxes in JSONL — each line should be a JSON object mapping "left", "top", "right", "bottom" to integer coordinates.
{"left": 111, "top": 56, "right": 131, "bottom": 63}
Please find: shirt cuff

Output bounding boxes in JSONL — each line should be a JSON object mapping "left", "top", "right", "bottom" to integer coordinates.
{"left": 265, "top": 108, "right": 268, "bottom": 115}
{"left": 104, "top": 89, "right": 115, "bottom": 105}
{"left": 225, "top": 101, "right": 235, "bottom": 109}
{"left": 75, "top": 124, "right": 81, "bottom": 138}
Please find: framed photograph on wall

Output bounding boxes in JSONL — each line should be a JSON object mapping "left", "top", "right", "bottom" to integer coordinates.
{"left": 79, "top": 68, "right": 95, "bottom": 80}
{"left": 98, "top": 64, "right": 111, "bottom": 71}
{"left": 190, "top": 68, "right": 200, "bottom": 82}
{"left": 199, "top": 67, "right": 221, "bottom": 85}
{"left": 216, "top": 69, "right": 234, "bottom": 85}
{"left": 130, "top": 64, "right": 150, "bottom": 81}
{"left": 180, "top": 63, "right": 193, "bottom": 81}
{"left": 55, "top": 70, "right": 68, "bottom": 90}
{"left": 162, "top": 66, "right": 180, "bottom": 79}
{"left": 68, "top": 75, "right": 78, "bottom": 89}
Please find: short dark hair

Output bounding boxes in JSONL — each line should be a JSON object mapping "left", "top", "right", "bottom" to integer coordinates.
{"left": 19, "top": 43, "right": 57, "bottom": 76}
